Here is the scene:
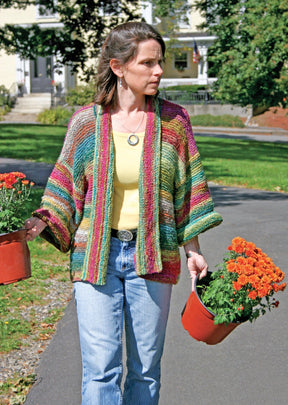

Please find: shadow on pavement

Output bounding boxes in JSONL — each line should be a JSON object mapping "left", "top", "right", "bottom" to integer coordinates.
{"left": 210, "top": 184, "right": 288, "bottom": 207}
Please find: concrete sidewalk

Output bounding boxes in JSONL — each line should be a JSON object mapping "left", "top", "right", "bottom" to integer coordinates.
{"left": 22, "top": 184, "right": 288, "bottom": 405}
{"left": 193, "top": 126, "right": 288, "bottom": 143}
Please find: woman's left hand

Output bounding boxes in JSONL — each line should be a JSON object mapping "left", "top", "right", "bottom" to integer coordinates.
{"left": 187, "top": 252, "right": 208, "bottom": 291}
{"left": 25, "top": 217, "right": 47, "bottom": 241}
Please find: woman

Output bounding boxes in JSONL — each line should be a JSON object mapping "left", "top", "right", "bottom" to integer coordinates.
{"left": 25, "top": 22, "right": 222, "bottom": 405}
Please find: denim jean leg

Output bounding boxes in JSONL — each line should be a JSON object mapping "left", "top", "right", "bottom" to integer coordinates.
{"left": 73, "top": 274, "right": 124, "bottom": 405}
{"left": 74, "top": 236, "right": 172, "bottom": 405}
{"left": 123, "top": 275, "right": 172, "bottom": 405}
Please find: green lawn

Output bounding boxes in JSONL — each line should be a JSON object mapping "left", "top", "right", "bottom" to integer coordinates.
{"left": 0, "top": 124, "right": 66, "bottom": 164}
{"left": 0, "top": 124, "right": 287, "bottom": 192}
{"left": 196, "top": 136, "right": 288, "bottom": 193}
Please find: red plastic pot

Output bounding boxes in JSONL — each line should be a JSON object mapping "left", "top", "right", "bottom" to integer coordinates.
{"left": 181, "top": 273, "right": 243, "bottom": 345}
{"left": 0, "top": 229, "right": 31, "bottom": 285}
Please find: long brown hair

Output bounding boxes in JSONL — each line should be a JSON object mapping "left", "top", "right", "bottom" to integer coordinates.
{"left": 95, "top": 22, "right": 165, "bottom": 108}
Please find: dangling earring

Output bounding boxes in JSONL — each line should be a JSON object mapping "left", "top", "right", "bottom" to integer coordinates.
{"left": 119, "top": 78, "right": 122, "bottom": 88}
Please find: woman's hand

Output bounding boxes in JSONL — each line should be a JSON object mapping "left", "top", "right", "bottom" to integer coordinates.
{"left": 186, "top": 252, "right": 208, "bottom": 292}
{"left": 184, "top": 236, "right": 208, "bottom": 291}
{"left": 25, "top": 217, "right": 47, "bottom": 241}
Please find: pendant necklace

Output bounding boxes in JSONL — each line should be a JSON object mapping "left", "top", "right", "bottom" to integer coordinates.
{"left": 119, "top": 110, "right": 146, "bottom": 146}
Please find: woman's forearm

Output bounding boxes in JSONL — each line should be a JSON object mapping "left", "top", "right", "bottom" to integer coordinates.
{"left": 183, "top": 236, "right": 202, "bottom": 257}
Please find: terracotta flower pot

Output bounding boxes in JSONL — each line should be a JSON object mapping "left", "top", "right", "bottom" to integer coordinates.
{"left": 0, "top": 229, "right": 31, "bottom": 285}
{"left": 181, "top": 272, "right": 244, "bottom": 345}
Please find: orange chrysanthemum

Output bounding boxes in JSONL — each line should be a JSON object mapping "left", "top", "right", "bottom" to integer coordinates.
{"left": 248, "top": 290, "right": 258, "bottom": 300}
{"left": 228, "top": 237, "right": 286, "bottom": 302}
{"left": 233, "top": 281, "right": 242, "bottom": 291}
{"left": 0, "top": 171, "right": 33, "bottom": 233}
{"left": 226, "top": 260, "right": 237, "bottom": 272}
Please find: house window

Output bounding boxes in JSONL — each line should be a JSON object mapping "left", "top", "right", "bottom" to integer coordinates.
{"left": 46, "top": 57, "right": 52, "bottom": 79}
{"left": 174, "top": 52, "right": 188, "bottom": 71}
{"left": 33, "top": 59, "right": 38, "bottom": 78}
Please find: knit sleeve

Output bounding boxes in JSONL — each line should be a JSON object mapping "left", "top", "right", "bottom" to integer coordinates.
{"left": 33, "top": 108, "right": 92, "bottom": 252}
{"left": 174, "top": 108, "right": 222, "bottom": 246}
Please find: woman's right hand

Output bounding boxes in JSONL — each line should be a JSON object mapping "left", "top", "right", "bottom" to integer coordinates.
{"left": 25, "top": 217, "right": 47, "bottom": 241}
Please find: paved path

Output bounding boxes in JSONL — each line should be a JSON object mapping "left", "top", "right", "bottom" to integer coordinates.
{"left": 22, "top": 184, "right": 288, "bottom": 405}
{"left": 194, "top": 126, "right": 288, "bottom": 143}
{"left": 0, "top": 158, "right": 53, "bottom": 187}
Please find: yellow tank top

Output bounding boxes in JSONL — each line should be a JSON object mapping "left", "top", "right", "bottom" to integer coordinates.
{"left": 111, "top": 130, "right": 145, "bottom": 230}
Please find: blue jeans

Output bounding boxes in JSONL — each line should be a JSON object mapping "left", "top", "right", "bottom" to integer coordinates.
{"left": 73, "top": 237, "right": 172, "bottom": 405}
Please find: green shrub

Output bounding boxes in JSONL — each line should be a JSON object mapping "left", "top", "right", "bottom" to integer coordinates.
{"left": 162, "top": 84, "right": 208, "bottom": 92}
{"left": 37, "top": 107, "right": 73, "bottom": 126}
{"left": 65, "top": 84, "right": 95, "bottom": 106}
{"left": 0, "top": 85, "right": 13, "bottom": 120}
{"left": 0, "top": 85, "right": 12, "bottom": 107}
{"left": 190, "top": 114, "right": 245, "bottom": 128}
{"left": 0, "top": 105, "right": 11, "bottom": 121}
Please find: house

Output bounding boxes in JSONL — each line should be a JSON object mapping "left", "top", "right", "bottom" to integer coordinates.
{"left": 0, "top": 3, "right": 73, "bottom": 96}
{"left": 0, "top": 1, "right": 215, "bottom": 97}
{"left": 142, "top": 1, "right": 216, "bottom": 88}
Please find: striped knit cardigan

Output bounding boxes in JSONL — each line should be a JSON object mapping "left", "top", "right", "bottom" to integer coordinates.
{"left": 34, "top": 97, "right": 222, "bottom": 285}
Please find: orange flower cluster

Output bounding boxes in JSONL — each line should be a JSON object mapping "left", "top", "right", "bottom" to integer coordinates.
{"left": 0, "top": 172, "right": 34, "bottom": 190}
{"left": 0, "top": 171, "right": 35, "bottom": 233}
{"left": 1, "top": 172, "right": 25, "bottom": 188}
{"left": 226, "top": 237, "right": 286, "bottom": 299}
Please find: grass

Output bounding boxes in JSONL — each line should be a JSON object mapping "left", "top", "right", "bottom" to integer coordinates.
{"left": 191, "top": 114, "right": 245, "bottom": 128}
{"left": 0, "top": 124, "right": 66, "bottom": 164}
{"left": 196, "top": 136, "right": 288, "bottom": 193}
{"left": 0, "top": 374, "right": 36, "bottom": 405}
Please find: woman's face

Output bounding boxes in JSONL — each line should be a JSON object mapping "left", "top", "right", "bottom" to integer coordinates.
{"left": 122, "top": 39, "right": 164, "bottom": 97}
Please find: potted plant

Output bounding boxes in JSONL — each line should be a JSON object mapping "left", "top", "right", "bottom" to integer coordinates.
{"left": 17, "top": 81, "right": 25, "bottom": 97}
{"left": 182, "top": 237, "right": 286, "bottom": 345}
{"left": 0, "top": 172, "right": 34, "bottom": 284}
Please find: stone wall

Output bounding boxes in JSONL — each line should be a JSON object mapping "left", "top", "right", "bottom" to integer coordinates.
{"left": 182, "top": 104, "right": 252, "bottom": 118}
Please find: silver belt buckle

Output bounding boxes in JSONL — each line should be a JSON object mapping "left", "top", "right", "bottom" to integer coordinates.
{"left": 117, "top": 229, "right": 133, "bottom": 242}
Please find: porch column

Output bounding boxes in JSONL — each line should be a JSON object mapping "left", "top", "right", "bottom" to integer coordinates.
{"left": 197, "top": 45, "right": 208, "bottom": 85}
{"left": 141, "top": 0, "right": 153, "bottom": 24}
{"left": 16, "top": 54, "right": 30, "bottom": 95}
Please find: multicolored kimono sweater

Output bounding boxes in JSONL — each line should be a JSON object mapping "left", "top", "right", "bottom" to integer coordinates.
{"left": 34, "top": 97, "right": 222, "bottom": 285}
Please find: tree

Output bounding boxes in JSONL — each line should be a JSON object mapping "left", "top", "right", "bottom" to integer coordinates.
{"left": 195, "top": 0, "right": 288, "bottom": 108}
{"left": 149, "top": 0, "right": 192, "bottom": 58}
{"left": 150, "top": 0, "right": 191, "bottom": 34}
{"left": 0, "top": 0, "right": 140, "bottom": 81}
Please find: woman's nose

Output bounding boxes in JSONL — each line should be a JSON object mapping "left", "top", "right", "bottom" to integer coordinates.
{"left": 154, "top": 63, "right": 163, "bottom": 76}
